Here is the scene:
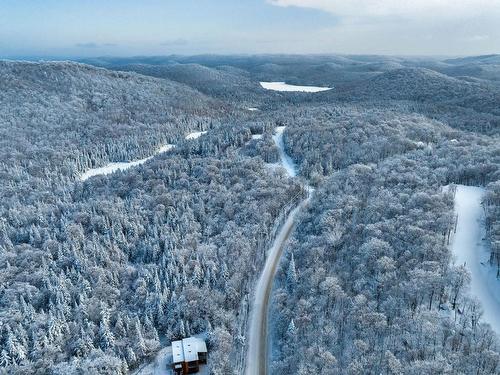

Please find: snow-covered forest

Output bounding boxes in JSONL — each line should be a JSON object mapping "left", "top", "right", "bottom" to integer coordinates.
{"left": 0, "top": 54, "right": 499, "bottom": 374}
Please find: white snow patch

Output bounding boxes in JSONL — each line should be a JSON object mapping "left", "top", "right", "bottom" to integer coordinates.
{"left": 247, "top": 107, "right": 260, "bottom": 111}
{"left": 252, "top": 134, "right": 263, "bottom": 140}
{"left": 132, "top": 346, "right": 173, "bottom": 375}
{"left": 272, "top": 126, "right": 297, "bottom": 178}
{"left": 260, "top": 81, "right": 332, "bottom": 93}
{"left": 451, "top": 185, "right": 500, "bottom": 334}
{"left": 80, "top": 158, "right": 152, "bottom": 181}
{"left": 80, "top": 143, "right": 175, "bottom": 181}
{"left": 157, "top": 144, "right": 175, "bottom": 153}
{"left": 185, "top": 131, "right": 207, "bottom": 140}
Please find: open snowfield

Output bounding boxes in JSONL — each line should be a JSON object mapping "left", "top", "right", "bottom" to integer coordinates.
{"left": 451, "top": 185, "right": 500, "bottom": 334}
{"left": 260, "top": 81, "right": 332, "bottom": 93}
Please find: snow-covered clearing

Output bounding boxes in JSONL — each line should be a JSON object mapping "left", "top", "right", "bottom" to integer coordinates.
{"left": 451, "top": 185, "right": 500, "bottom": 334}
{"left": 80, "top": 144, "right": 175, "bottom": 181}
{"left": 185, "top": 131, "right": 207, "bottom": 140}
{"left": 132, "top": 346, "right": 173, "bottom": 375}
{"left": 260, "top": 81, "right": 332, "bottom": 93}
{"left": 252, "top": 134, "right": 263, "bottom": 140}
{"left": 157, "top": 144, "right": 175, "bottom": 153}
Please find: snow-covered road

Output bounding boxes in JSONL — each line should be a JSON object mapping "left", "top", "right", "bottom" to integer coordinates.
{"left": 451, "top": 185, "right": 500, "bottom": 334}
{"left": 245, "top": 197, "right": 310, "bottom": 375}
{"left": 245, "top": 126, "right": 311, "bottom": 375}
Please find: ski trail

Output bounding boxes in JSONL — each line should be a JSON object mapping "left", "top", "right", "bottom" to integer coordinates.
{"left": 272, "top": 126, "right": 297, "bottom": 178}
{"left": 451, "top": 185, "right": 500, "bottom": 334}
{"left": 80, "top": 130, "right": 208, "bottom": 181}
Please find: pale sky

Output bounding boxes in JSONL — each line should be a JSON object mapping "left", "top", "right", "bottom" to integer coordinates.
{"left": 1, "top": 0, "right": 499, "bottom": 57}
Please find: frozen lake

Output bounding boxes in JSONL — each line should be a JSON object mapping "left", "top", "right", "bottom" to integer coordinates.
{"left": 260, "top": 81, "right": 332, "bottom": 93}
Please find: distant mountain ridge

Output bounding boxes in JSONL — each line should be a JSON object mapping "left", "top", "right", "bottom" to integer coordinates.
{"left": 111, "top": 63, "right": 267, "bottom": 102}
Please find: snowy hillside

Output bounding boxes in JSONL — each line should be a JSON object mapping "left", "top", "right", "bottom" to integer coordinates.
{"left": 0, "top": 55, "right": 499, "bottom": 375}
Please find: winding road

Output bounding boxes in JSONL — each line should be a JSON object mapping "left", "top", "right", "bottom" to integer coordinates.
{"left": 245, "top": 127, "right": 312, "bottom": 375}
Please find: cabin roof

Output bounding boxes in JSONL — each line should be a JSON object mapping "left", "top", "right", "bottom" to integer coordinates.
{"left": 182, "top": 337, "right": 200, "bottom": 362}
{"left": 172, "top": 336, "right": 207, "bottom": 364}
{"left": 172, "top": 340, "right": 184, "bottom": 364}
{"left": 196, "top": 339, "right": 207, "bottom": 353}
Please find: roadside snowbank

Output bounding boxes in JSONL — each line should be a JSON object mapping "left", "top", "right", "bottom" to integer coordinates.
{"left": 451, "top": 185, "right": 500, "bottom": 334}
{"left": 260, "top": 81, "right": 332, "bottom": 93}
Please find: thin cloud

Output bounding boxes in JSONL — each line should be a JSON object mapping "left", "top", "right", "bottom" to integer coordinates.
{"left": 266, "top": 0, "right": 500, "bottom": 55}
{"left": 75, "top": 42, "right": 99, "bottom": 48}
{"left": 160, "top": 38, "right": 188, "bottom": 47}
{"left": 267, "top": 0, "right": 500, "bottom": 18}
{"left": 75, "top": 42, "right": 117, "bottom": 48}
{"left": 464, "top": 35, "right": 490, "bottom": 42}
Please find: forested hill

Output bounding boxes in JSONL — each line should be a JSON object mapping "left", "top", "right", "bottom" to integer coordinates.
{"left": 0, "top": 61, "right": 225, "bottom": 117}
{"left": 81, "top": 55, "right": 500, "bottom": 134}
{"left": 316, "top": 67, "right": 500, "bottom": 134}
{"left": 341, "top": 68, "right": 490, "bottom": 101}
{"left": 0, "top": 61, "right": 228, "bottom": 182}
{"left": 1, "top": 55, "right": 499, "bottom": 374}
{"left": 112, "top": 63, "right": 269, "bottom": 103}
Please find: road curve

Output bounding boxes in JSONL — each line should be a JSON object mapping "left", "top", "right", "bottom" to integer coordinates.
{"left": 245, "top": 195, "right": 311, "bottom": 375}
